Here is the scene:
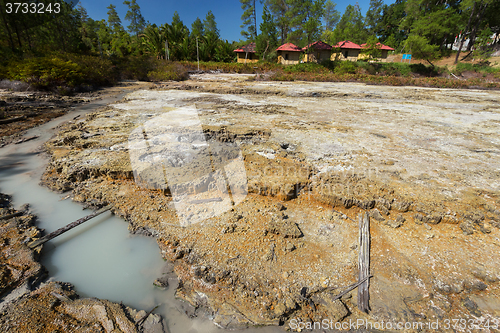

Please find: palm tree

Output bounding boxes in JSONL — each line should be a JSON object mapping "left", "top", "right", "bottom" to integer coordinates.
{"left": 140, "top": 24, "right": 166, "bottom": 59}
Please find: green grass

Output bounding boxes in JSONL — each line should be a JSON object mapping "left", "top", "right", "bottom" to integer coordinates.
{"left": 453, "top": 62, "right": 500, "bottom": 75}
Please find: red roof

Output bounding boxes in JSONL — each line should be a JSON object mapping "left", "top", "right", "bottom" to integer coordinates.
{"left": 234, "top": 42, "right": 256, "bottom": 53}
{"left": 333, "top": 41, "right": 361, "bottom": 50}
{"left": 302, "top": 41, "right": 332, "bottom": 51}
{"left": 360, "top": 42, "right": 395, "bottom": 51}
{"left": 276, "top": 43, "right": 302, "bottom": 52}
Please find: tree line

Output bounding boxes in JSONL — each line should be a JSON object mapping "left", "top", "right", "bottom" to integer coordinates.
{"left": 242, "top": 0, "right": 500, "bottom": 63}
{"left": 0, "top": 0, "right": 234, "bottom": 63}
{"left": 0, "top": 0, "right": 498, "bottom": 65}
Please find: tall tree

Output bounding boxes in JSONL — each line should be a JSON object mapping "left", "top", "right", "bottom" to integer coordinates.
{"left": 400, "top": 0, "right": 461, "bottom": 48}
{"left": 378, "top": 0, "right": 407, "bottom": 49}
{"left": 141, "top": 23, "right": 165, "bottom": 59}
{"left": 203, "top": 10, "right": 220, "bottom": 38}
{"left": 365, "top": 0, "right": 384, "bottom": 35}
{"left": 191, "top": 17, "right": 204, "bottom": 38}
{"left": 323, "top": 0, "right": 340, "bottom": 31}
{"left": 107, "top": 4, "right": 123, "bottom": 33}
{"left": 106, "top": 4, "right": 130, "bottom": 56}
{"left": 256, "top": 4, "right": 279, "bottom": 59}
{"left": 265, "top": 0, "right": 291, "bottom": 44}
{"left": 240, "top": 0, "right": 258, "bottom": 41}
{"left": 164, "top": 12, "right": 189, "bottom": 60}
{"left": 327, "top": 3, "right": 367, "bottom": 45}
{"left": 123, "top": 0, "right": 146, "bottom": 37}
{"left": 288, "top": 0, "right": 325, "bottom": 46}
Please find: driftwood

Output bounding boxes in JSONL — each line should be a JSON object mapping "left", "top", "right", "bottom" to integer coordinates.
{"left": 0, "top": 211, "right": 23, "bottom": 220}
{"left": 28, "top": 205, "right": 112, "bottom": 249}
{"left": 358, "top": 212, "right": 371, "bottom": 313}
{"left": 0, "top": 116, "right": 25, "bottom": 125}
{"left": 331, "top": 274, "right": 373, "bottom": 302}
{"left": 136, "top": 305, "right": 159, "bottom": 328}
{"left": 15, "top": 136, "right": 39, "bottom": 144}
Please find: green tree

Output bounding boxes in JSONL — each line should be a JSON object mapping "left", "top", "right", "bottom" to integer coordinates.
{"left": 256, "top": 4, "right": 279, "bottom": 60}
{"left": 141, "top": 24, "right": 166, "bottom": 59}
{"left": 365, "top": 0, "right": 384, "bottom": 35}
{"left": 215, "top": 40, "right": 236, "bottom": 62}
{"left": 240, "top": 0, "right": 258, "bottom": 41}
{"left": 323, "top": 0, "right": 340, "bottom": 31}
{"left": 326, "top": 3, "right": 368, "bottom": 45}
{"left": 378, "top": 0, "right": 407, "bottom": 50}
{"left": 265, "top": 0, "right": 291, "bottom": 43}
{"left": 404, "top": 34, "right": 439, "bottom": 65}
{"left": 203, "top": 10, "right": 220, "bottom": 38}
{"left": 361, "top": 35, "right": 382, "bottom": 60}
{"left": 107, "top": 4, "right": 123, "bottom": 33}
{"left": 164, "top": 12, "right": 190, "bottom": 60}
{"left": 288, "top": 0, "right": 325, "bottom": 47}
{"left": 191, "top": 17, "right": 204, "bottom": 39}
{"left": 123, "top": 0, "right": 146, "bottom": 37}
{"left": 402, "top": 0, "right": 461, "bottom": 49}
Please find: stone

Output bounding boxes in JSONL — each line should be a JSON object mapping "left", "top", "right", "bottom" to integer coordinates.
{"left": 387, "top": 214, "right": 405, "bottom": 228}
{"left": 369, "top": 209, "right": 385, "bottom": 222}
{"left": 423, "top": 214, "right": 442, "bottom": 225}
{"left": 462, "top": 297, "right": 482, "bottom": 317}
{"left": 268, "top": 219, "right": 303, "bottom": 238}
{"left": 393, "top": 200, "right": 411, "bottom": 212}
{"left": 275, "top": 202, "right": 286, "bottom": 211}
{"left": 153, "top": 276, "right": 169, "bottom": 288}
{"left": 414, "top": 213, "right": 424, "bottom": 225}
{"left": 460, "top": 220, "right": 474, "bottom": 235}
{"left": 222, "top": 223, "right": 237, "bottom": 234}
{"left": 356, "top": 199, "right": 376, "bottom": 210}
{"left": 285, "top": 242, "right": 296, "bottom": 252}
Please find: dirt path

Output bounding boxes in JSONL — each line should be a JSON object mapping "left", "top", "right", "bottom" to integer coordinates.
{"left": 40, "top": 74, "right": 500, "bottom": 330}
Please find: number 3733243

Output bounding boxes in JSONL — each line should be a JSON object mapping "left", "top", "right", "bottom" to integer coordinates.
{"left": 5, "top": 2, "right": 61, "bottom": 14}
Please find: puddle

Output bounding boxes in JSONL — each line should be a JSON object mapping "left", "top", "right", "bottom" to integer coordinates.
{"left": 0, "top": 90, "right": 282, "bottom": 333}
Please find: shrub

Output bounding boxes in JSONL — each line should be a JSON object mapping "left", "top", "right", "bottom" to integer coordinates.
{"left": 115, "top": 55, "right": 156, "bottom": 81}
{"left": 284, "top": 62, "right": 329, "bottom": 74}
{"left": 334, "top": 61, "right": 357, "bottom": 74}
{"left": 8, "top": 57, "right": 83, "bottom": 89}
{"left": 61, "top": 54, "right": 118, "bottom": 86}
{"left": 147, "top": 62, "right": 188, "bottom": 81}
{"left": 6, "top": 54, "right": 118, "bottom": 92}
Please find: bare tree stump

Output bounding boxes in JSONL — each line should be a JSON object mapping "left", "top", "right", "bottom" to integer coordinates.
{"left": 358, "top": 211, "right": 371, "bottom": 313}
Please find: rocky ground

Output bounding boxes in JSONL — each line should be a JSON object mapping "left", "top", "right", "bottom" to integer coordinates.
{"left": 12, "top": 74, "right": 500, "bottom": 331}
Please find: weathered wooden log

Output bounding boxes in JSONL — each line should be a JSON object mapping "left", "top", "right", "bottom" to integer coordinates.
{"left": 331, "top": 274, "right": 373, "bottom": 302}
{"left": 0, "top": 116, "right": 25, "bottom": 125}
{"left": 0, "top": 211, "right": 23, "bottom": 220}
{"left": 28, "top": 205, "right": 112, "bottom": 249}
{"left": 358, "top": 211, "right": 371, "bottom": 313}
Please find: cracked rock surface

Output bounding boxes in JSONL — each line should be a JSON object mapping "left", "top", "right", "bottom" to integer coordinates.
{"left": 40, "top": 75, "right": 500, "bottom": 330}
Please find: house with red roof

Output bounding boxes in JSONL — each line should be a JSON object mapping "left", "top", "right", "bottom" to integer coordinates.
{"left": 359, "top": 42, "right": 395, "bottom": 62}
{"left": 233, "top": 42, "right": 258, "bottom": 64}
{"left": 302, "top": 41, "right": 332, "bottom": 63}
{"left": 276, "top": 43, "right": 302, "bottom": 65}
{"left": 332, "top": 41, "right": 362, "bottom": 61}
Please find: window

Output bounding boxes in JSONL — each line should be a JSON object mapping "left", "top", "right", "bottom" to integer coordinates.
{"left": 285, "top": 53, "right": 289, "bottom": 60}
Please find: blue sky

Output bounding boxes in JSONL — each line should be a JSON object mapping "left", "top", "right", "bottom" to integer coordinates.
{"left": 79, "top": 0, "right": 383, "bottom": 42}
